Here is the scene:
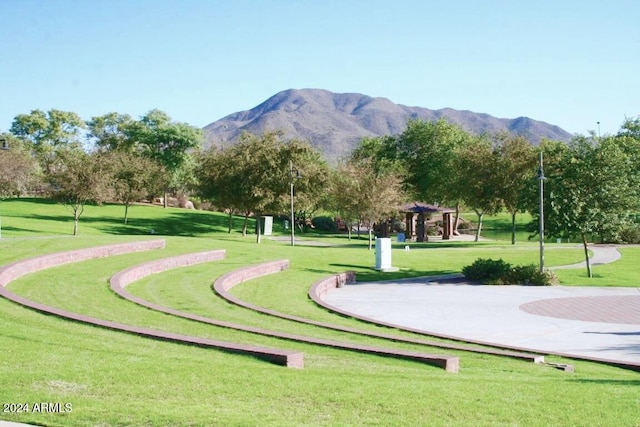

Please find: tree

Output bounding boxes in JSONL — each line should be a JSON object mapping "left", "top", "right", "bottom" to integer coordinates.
{"left": 350, "top": 135, "right": 403, "bottom": 176}
{"left": 490, "top": 132, "right": 537, "bottom": 244}
{"left": 102, "top": 151, "right": 167, "bottom": 224}
{"left": 0, "top": 134, "right": 40, "bottom": 197}
{"left": 457, "top": 136, "right": 504, "bottom": 242}
{"left": 329, "top": 157, "right": 405, "bottom": 249}
{"left": 395, "top": 119, "right": 474, "bottom": 232}
{"left": 47, "top": 150, "right": 113, "bottom": 236}
{"left": 125, "top": 109, "right": 203, "bottom": 206}
{"left": 617, "top": 116, "right": 640, "bottom": 140}
{"left": 196, "top": 131, "right": 328, "bottom": 242}
{"left": 86, "top": 112, "right": 135, "bottom": 151}
{"left": 531, "top": 136, "right": 638, "bottom": 277}
{"left": 328, "top": 165, "right": 362, "bottom": 240}
{"left": 10, "top": 109, "right": 85, "bottom": 173}
{"left": 275, "top": 139, "right": 330, "bottom": 231}
{"left": 195, "top": 145, "right": 249, "bottom": 234}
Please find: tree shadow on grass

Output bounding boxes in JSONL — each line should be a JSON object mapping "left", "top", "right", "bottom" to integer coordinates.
{"left": 1, "top": 225, "right": 49, "bottom": 234}
{"left": 24, "top": 210, "right": 250, "bottom": 237}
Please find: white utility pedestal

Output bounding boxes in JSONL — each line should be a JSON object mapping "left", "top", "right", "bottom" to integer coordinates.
{"left": 262, "top": 216, "right": 273, "bottom": 236}
{"left": 375, "top": 237, "right": 399, "bottom": 272}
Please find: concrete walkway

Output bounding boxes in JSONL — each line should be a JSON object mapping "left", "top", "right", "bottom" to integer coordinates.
{"left": 322, "top": 245, "right": 640, "bottom": 367}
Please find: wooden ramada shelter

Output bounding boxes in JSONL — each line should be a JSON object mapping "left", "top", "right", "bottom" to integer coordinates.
{"left": 400, "top": 202, "right": 457, "bottom": 242}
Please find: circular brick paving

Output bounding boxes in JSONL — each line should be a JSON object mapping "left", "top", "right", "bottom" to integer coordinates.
{"left": 520, "top": 295, "right": 640, "bottom": 324}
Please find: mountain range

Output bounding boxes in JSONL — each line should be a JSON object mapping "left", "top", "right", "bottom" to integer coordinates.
{"left": 203, "top": 88, "right": 573, "bottom": 162}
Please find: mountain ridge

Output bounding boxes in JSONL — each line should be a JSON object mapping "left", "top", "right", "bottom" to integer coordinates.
{"left": 203, "top": 88, "right": 573, "bottom": 161}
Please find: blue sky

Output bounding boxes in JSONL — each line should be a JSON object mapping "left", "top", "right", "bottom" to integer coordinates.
{"left": 1, "top": 0, "right": 638, "bottom": 136}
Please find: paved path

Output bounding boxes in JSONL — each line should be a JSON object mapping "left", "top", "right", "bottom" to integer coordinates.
{"left": 322, "top": 245, "right": 640, "bottom": 367}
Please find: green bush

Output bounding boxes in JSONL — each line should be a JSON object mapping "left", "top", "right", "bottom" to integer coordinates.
{"left": 508, "top": 264, "right": 539, "bottom": 285}
{"left": 530, "top": 269, "right": 560, "bottom": 286}
{"left": 311, "top": 216, "right": 338, "bottom": 232}
{"left": 462, "top": 258, "right": 557, "bottom": 286}
{"left": 619, "top": 225, "right": 640, "bottom": 244}
{"left": 461, "top": 258, "right": 512, "bottom": 283}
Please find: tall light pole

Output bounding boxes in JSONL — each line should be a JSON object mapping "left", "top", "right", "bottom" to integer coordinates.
{"left": 537, "top": 151, "right": 546, "bottom": 272}
{"left": 0, "top": 138, "right": 9, "bottom": 239}
{"left": 289, "top": 160, "right": 301, "bottom": 246}
{"left": 597, "top": 121, "right": 601, "bottom": 139}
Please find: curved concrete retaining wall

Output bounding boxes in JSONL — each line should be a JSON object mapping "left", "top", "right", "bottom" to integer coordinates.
{"left": 213, "top": 265, "right": 546, "bottom": 366}
{"left": 0, "top": 240, "right": 167, "bottom": 287}
{"left": 215, "top": 259, "right": 291, "bottom": 292}
{"left": 110, "top": 251, "right": 304, "bottom": 368}
{"left": 309, "top": 271, "right": 357, "bottom": 299}
{"left": 0, "top": 242, "right": 303, "bottom": 369}
{"left": 111, "top": 250, "right": 227, "bottom": 288}
{"left": 213, "top": 262, "right": 459, "bottom": 372}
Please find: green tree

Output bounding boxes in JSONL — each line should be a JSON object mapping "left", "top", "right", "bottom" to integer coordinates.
{"left": 197, "top": 131, "right": 328, "bottom": 242}
{"left": 617, "top": 116, "right": 640, "bottom": 140}
{"left": 328, "top": 164, "right": 363, "bottom": 240}
{"left": 196, "top": 145, "right": 250, "bottom": 234}
{"left": 532, "top": 136, "right": 638, "bottom": 277}
{"left": 87, "top": 112, "right": 135, "bottom": 151}
{"left": 350, "top": 135, "right": 403, "bottom": 176}
{"left": 10, "top": 109, "right": 85, "bottom": 173}
{"left": 103, "top": 150, "right": 167, "bottom": 224}
{"left": 0, "top": 133, "right": 40, "bottom": 197}
{"left": 395, "top": 119, "right": 474, "bottom": 231}
{"left": 457, "top": 136, "right": 504, "bottom": 241}
{"left": 329, "top": 157, "right": 405, "bottom": 249}
{"left": 275, "top": 139, "right": 330, "bottom": 231}
{"left": 490, "top": 132, "right": 537, "bottom": 244}
{"left": 47, "top": 150, "right": 114, "bottom": 236}
{"left": 126, "top": 109, "right": 203, "bottom": 206}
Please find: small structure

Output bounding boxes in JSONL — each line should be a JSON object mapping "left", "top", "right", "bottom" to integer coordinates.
{"left": 400, "top": 202, "right": 456, "bottom": 242}
{"left": 374, "top": 238, "right": 399, "bottom": 272}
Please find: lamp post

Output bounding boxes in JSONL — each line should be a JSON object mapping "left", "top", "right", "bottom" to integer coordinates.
{"left": 537, "top": 151, "right": 546, "bottom": 272}
{"left": 289, "top": 160, "right": 301, "bottom": 246}
{"left": 0, "top": 138, "right": 9, "bottom": 239}
{"left": 597, "top": 121, "right": 601, "bottom": 139}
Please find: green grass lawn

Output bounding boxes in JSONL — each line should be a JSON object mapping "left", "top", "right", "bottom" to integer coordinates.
{"left": 0, "top": 198, "right": 639, "bottom": 426}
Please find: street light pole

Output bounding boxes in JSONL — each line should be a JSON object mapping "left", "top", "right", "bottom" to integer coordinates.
{"left": 537, "top": 151, "right": 546, "bottom": 272}
{"left": 0, "top": 138, "right": 9, "bottom": 239}
{"left": 290, "top": 160, "right": 295, "bottom": 246}
{"left": 289, "top": 160, "right": 301, "bottom": 246}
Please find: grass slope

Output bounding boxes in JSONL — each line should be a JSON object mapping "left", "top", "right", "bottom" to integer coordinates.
{"left": 0, "top": 198, "right": 638, "bottom": 426}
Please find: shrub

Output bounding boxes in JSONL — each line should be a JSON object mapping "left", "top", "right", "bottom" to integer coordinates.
{"left": 530, "top": 269, "right": 560, "bottom": 286}
{"left": 462, "top": 258, "right": 557, "bottom": 286}
{"left": 508, "top": 264, "right": 539, "bottom": 285}
{"left": 619, "top": 224, "right": 640, "bottom": 244}
{"left": 462, "top": 258, "right": 512, "bottom": 284}
{"left": 311, "top": 216, "right": 338, "bottom": 232}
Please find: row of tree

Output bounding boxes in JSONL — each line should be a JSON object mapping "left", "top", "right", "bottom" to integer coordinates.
{"left": 2, "top": 107, "right": 640, "bottom": 277}
{"left": 346, "top": 117, "right": 640, "bottom": 276}
{"left": 1, "top": 109, "right": 203, "bottom": 234}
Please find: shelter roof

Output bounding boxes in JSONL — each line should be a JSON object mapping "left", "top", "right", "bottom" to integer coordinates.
{"left": 399, "top": 201, "right": 455, "bottom": 214}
